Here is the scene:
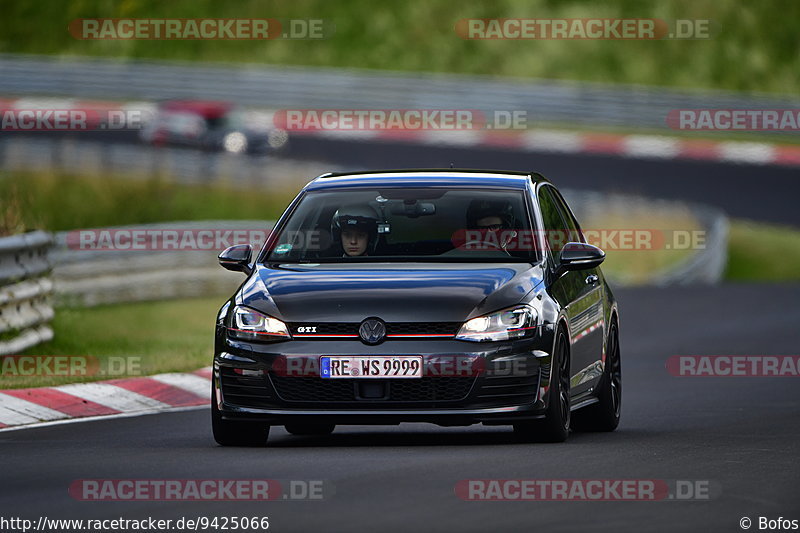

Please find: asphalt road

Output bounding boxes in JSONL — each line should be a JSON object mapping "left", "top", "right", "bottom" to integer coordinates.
{"left": 2, "top": 284, "right": 799, "bottom": 532}
{"left": 284, "top": 136, "right": 800, "bottom": 227}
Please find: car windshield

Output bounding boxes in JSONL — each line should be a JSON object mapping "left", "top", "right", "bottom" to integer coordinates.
{"left": 264, "top": 187, "right": 539, "bottom": 263}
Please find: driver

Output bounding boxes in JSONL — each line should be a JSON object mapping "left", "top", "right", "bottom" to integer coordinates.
{"left": 331, "top": 205, "right": 380, "bottom": 256}
{"left": 465, "top": 199, "right": 517, "bottom": 251}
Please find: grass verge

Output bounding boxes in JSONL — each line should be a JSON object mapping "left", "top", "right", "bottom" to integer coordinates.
{"left": 726, "top": 219, "right": 800, "bottom": 281}
{"left": 5, "top": 297, "right": 223, "bottom": 389}
{"left": 0, "top": 170, "right": 297, "bottom": 232}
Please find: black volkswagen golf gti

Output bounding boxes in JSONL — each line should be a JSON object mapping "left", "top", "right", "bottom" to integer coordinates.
{"left": 213, "top": 170, "right": 621, "bottom": 445}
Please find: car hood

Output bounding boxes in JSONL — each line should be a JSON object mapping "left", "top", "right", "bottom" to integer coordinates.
{"left": 238, "top": 262, "right": 544, "bottom": 323}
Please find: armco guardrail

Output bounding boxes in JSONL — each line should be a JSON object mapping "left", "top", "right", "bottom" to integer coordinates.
{"left": 562, "top": 190, "right": 728, "bottom": 286}
{"left": 0, "top": 136, "right": 337, "bottom": 186}
{"left": 0, "top": 231, "right": 55, "bottom": 355}
{"left": 654, "top": 203, "right": 728, "bottom": 286}
{"left": 1, "top": 53, "right": 799, "bottom": 132}
{"left": 52, "top": 221, "right": 274, "bottom": 307}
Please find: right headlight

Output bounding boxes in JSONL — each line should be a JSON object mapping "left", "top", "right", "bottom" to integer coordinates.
{"left": 227, "top": 305, "right": 291, "bottom": 341}
{"left": 455, "top": 305, "right": 538, "bottom": 342}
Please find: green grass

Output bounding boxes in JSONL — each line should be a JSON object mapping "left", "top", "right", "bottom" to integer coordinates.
{"left": 3, "top": 297, "right": 223, "bottom": 389}
{"left": 726, "top": 219, "right": 800, "bottom": 281}
{"left": 0, "top": 170, "right": 297, "bottom": 233}
{"left": 0, "top": 0, "right": 797, "bottom": 94}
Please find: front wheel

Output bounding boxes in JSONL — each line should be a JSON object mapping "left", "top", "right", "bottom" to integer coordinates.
{"left": 211, "top": 384, "right": 270, "bottom": 446}
{"left": 572, "top": 320, "right": 621, "bottom": 432}
{"left": 514, "top": 327, "right": 571, "bottom": 443}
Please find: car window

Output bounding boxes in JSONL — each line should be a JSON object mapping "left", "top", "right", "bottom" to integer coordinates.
{"left": 264, "top": 188, "right": 538, "bottom": 262}
{"left": 550, "top": 189, "right": 584, "bottom": 244}
{"left": 537, "top": 185, "right": 571, "bottom": 263}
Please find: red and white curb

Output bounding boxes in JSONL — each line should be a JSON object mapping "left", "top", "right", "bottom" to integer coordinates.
{"left": 296, "top": 128, "right": 800, "bottom": 167}
{"left": 0, "top": 367, "right": 212, "bottom": 431}
{"left": 2, "top": 97, "right": 800, "bottom": 167}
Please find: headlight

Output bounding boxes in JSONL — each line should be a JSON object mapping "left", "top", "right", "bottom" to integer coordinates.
{"left": 223, "top": 132, "right": 248, "bottom": 153}
{"left": 456, "top": 305, "right": 538, "bottom": 342}
{"left": 227, "top": 306, "right": 290, "bottom": 341}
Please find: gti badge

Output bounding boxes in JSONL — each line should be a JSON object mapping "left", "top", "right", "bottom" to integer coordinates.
{"left": 359, "top": 317, "right": 386, "bottom": 345}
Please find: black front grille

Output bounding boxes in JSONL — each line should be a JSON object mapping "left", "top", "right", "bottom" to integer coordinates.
{"left": 389, "top": 377, "right": 474, "bottom": 401}
{"left": 388, "top": 322, "right": 461, "bottom": 335}
{"left": 287, "top": 322, "right": 460, "bottom": 337}
{"left": 270, "top": 375, "right": 355, "bottom": 402}
{"left": 474, "top": 372, "right": 540, "bottom": 406}
{"left": 219, "top": 367, "right": 274, "bottom": 408}
{"left": 269, "top": 374, "right": 475, "bottom": 403}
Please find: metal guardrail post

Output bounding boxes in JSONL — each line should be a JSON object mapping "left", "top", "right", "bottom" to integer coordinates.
{"left": 0, "top": 231, "right": 55, "bottom": 355}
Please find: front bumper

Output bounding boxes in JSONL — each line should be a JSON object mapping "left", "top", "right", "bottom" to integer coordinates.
{"left": 213, "top": 335, "right": 553, "bottom": 426}
{"left": 218, "top": 405, "right": 547, "bottom": 426}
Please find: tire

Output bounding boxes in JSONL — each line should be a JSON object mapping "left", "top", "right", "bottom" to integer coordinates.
{"left": 284, "top": 423, "right": 336, "bottom": 436}
{"left": 211, "top": 384, "right": 270, "bottom": 446}
{"left": 572, "top": 320, "right": 621, "bottom": 432}
{"left": 514, "top": 327, "right": 571, "bottom": 443}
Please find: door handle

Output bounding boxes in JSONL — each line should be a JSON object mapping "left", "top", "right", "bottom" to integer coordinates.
{"left": 585, "top": 274, "right": 599, "bottom": 284}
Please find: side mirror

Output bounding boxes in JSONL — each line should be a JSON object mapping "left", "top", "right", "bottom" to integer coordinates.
{"left": 218, "top": 244, "right": 253, "bottom": 274}
{"left": 557, "top": 242, "right": 605, "bottom": 273}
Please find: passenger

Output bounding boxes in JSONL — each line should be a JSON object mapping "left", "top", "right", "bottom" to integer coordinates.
{"left": 465, "top": 199, "right": 517, "bottom": 250}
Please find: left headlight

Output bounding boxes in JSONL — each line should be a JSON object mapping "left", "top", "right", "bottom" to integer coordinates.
{"left": 455, "top": 304, "right": 538, "bottom": 342}
{"left": 227, "top": 305, "right": 291, "bottom": 341}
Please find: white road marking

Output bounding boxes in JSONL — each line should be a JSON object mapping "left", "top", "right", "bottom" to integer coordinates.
{"left": 718, "top": 142, "right": 777, "bottom": 164}
{"left": 623, "top": 135, "right": 681, "bottom": 159}
{"left": 53, "top": 383, "right": 169, "bottom": 411}
{"left": 521, "top": 130, "right": 583, "bottom": 153}
{"left": 150, "top": 373, "right": 210, "bottom": 398}
{"left": 0, "top": 393, "right": 69, "bottom": 425}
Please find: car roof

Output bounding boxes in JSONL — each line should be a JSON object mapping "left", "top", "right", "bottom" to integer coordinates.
{"left": 304, "top": 169, "right": 548, "bottom": 191}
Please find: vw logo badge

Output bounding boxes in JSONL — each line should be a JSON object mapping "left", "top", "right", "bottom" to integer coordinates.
{"left": 359, "top": 318, "right": 386, "bottom": 345}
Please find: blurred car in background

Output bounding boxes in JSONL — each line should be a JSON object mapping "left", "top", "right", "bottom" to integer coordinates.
{"left": 139, "top": 100, "right": 288, "bottom": 154}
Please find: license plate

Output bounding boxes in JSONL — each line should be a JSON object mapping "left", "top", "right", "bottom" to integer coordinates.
{"left": 320, "top": 356, "right": 423, "bottom": 379}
